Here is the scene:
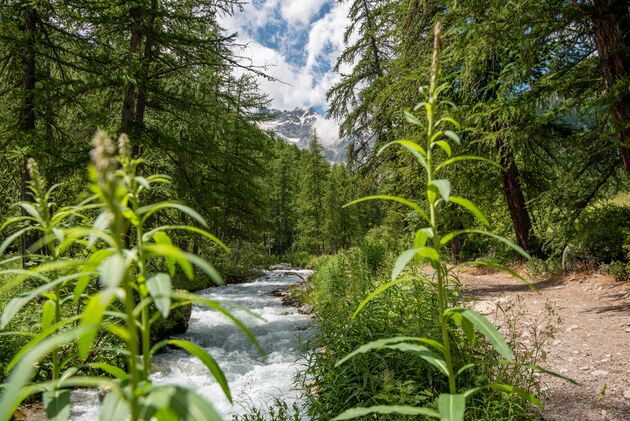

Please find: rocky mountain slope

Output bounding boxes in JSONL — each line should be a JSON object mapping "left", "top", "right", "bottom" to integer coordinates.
{"left": 258, "top": 108, "right": 348, "bottom": 163}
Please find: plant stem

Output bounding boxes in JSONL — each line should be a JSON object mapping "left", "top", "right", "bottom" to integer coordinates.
{"left": 136, "top": 223, "right": 151, "bottom": 378}
{"left": 425, "top": 20, "right": 456, "bottom": 395}
{"left": 52, "top": 284, "right": 61, "bottom": 380}
{"left": 123, "top": 273, "right": 141, "bottom": 421}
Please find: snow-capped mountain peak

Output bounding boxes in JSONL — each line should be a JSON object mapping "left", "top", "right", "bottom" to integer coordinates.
{"left": 258, "top": 107, "right": 348, "bottom": 163}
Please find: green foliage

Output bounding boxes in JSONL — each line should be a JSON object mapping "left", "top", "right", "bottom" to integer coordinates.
{"left": 329, "top": 23, "right": 555, "bottom": 420}
{"left": 0, "top": 133, "right": 261, "bottom": 420}
{"left": 301, "top": 243, "right": 541, "bottom": 420}
{"left": 328, "top": 0, "right": 629, "bottom": 261}
{"left": 572, "top": 204, "right": 630, "bottom": 263}
{"left": 608, "top": 261, "right": 630, "bottom": 282}
{"left": 525, "top": 258, "right": 563, "bottom": 280}
{"left": 232, "top": 398, "right": 303, "bottom": 421}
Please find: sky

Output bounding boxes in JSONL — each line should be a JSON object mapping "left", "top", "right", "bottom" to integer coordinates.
{"left": 220, "top": 0, "right": 353, "bottom": 145}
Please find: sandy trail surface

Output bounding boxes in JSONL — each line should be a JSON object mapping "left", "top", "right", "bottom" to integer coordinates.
{"left": 458, "top": 268, "right": 630, "bottom": 421}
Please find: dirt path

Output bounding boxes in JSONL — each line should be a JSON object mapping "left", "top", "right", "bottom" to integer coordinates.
{"left": 457, "top": 268, "right": 630, "bottom": 421}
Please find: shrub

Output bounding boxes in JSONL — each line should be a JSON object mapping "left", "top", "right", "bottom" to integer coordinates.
{"left": 525, "top": 258, "right": 563, "bottom": 280}
{"left": 572, "top": 204, "right": 630, "bottom": 263}
{"left": 608, "top": 261, "right": 630, "bottom": 282}
{"left": 301, "top": 246, "right": 543, "bottom": 420}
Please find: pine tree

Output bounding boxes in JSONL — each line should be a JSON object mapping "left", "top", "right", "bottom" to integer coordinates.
{"left": 296, "top": 133, "right": 329, "bottom": 254}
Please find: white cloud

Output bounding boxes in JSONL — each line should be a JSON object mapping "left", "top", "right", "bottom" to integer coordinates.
{"left": 220, "top": 0, "right": 353, "bottom": 143}
{"left": 221, "top": 0, "right": 279, "bottom": 34}
{"left": 313, "top": 114, "right": 340, "bottom": 146}
{"left": 305, "top": 2, "right": 350, "bottom": 71}
{"left": 237, "top": 38, "right": 327, "bottom": 110}
{"left": 279, "top": 0, "right": 329, "bottom": 26}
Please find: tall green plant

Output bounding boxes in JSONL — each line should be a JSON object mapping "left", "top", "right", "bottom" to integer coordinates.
{"left": 334, "top": 22, "right": 548, "bottom": 420}
{"left": 0, "top": 132, "right": 262, "bottom": 420}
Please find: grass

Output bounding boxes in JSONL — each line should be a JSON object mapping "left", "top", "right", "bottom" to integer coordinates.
{"left": 297, "top": 244, "right": 545, "bottom": 420}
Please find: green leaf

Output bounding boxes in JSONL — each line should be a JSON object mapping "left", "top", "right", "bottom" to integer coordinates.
{"left": 456, "top": 260, "right": 529, "bottom": 284}
{"left": 18, "top": 203, "right": 43, "bottom": 224}
{"left": 414, "top": 228, "right": 433, "bottom": 249}
{"left": 1, "top": 273, "right": 86, "bottom": 329}
{"left": 0, "top": 216, "right": 35, "bottom": 233}
{"left": 183, "top": 253, "right": 224, "bottom": 286}
{"left": 41, "top": 300, "right": 56, "bottom": 331}
{"left": 5, "top": 316, "right": 81, "bottom": 373}
{"left": 501, "top": 362, "right": 578, "bottom": 384}
{"left": 79, "top": 292, "right": 114, "bottom": 359}
{"left": 392, "top": 247, "right": 440, "bottom": 280}
{"left": 487, "top": 383, "right": 542, "bottom": 408}
{"left": 435, "top": 117, "right": 461, "bottom": 130}
{"left": 456, "top": 363, "right": 476, "bottom": 378}
{"left": 435, "top": 155, "right": 501, "bottom": 173}
{"left": 429, "top": 179, "right": 451, "bottom": 202}
{"left": 333, "top": 405, "right": 439, "bottom": 420}
{"left": 440, "top": 230, "right": 530, "bottom": 259}
{"left": 448, "top": 197, "right": 489, "bottom": 226}
{"left": 99, "top": 391, "right": 130, "bottom": 421}
{"left": 43, "top": 389, "right": 71, "bottom": 421}
{"left": 336, "top": 336, "right": 443, "bottom": 367}
{"left": 404, "top": 110, "right": 423, "bottom": 126}
{"left": 0, "top": 327, "right": 91, "bottom": 421}
{"left": 166, "top": 340, "right": 232, "bottom": 403}
{"left": 460, "top": 317, "right": 476, "bottom": 346}
{"left": 384, "top": 342, "right": 448, "bottom": 375}
{"left": 144, "top": 226, "right": 229, "bottom": 253}
{"left": 135, "top": 176, "right": 151, "bottom": 189}
{"left": 443, "top": 130, "right": 461, "bottom": 145}
{"left": 377, "top": 140, "right": 428, "bottom": 170}
{"left": 146, "top": 174, "right": 172, "bottom": 184}
{"left": 344, "top": 195, "right": 430, "bottom": 223}
{"left": 88, "top": 363, "right": 128, "bottom": 381}
{"left": 352, "top": 277, "right": 409, "bottom": 319}
{"left": 144, "top": 244, "right": 193, "bottom": 280}
{"left": 89, "top": 211, "right": 111, "bottom": 247}
{"left": 445, "top": 308, "right": 513, "bottom": 361}
{"left": 147, "top": 273, "right": 172, "bottom": 318}
{"left": 2, "top": 283, "right": 57, "bottom": 329}
{"left": 438, "top": 394, "right": 465, "bottom": 421}
{"left": 433, "top": 140, "right": 452, "bottom": 156}
{"left": 413, "top": 101, "right": 426, "bottom": 110}
{"left": 57, "top": 376, "right": 115, "bottom": 390}
{"left": 142, "top": 385, "right": 222, "bottom": 421}
{"left": 98, "top": 254, "right": 127, "bottom": 288}
{"left": 0, "top": 227, "right": 38, "bottom": 257}
{"left": 138, "top": 202, "right": 208, "bottom": 228}
{"left": 152, "top": 232, "right": 176, "bottom": 276}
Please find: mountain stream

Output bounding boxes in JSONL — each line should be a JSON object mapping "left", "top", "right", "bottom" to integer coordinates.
{"left": 70, "top": 268, "right": 314, "bottom": 419}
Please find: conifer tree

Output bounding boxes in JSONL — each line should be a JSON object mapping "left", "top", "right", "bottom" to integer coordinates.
{"left": 296, "top": 133, "right": 329, "bottom": 254}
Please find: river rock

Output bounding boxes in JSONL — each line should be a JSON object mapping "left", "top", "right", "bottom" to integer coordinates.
{"left": 298, "top": 304, "right": 314, "bottom": 314}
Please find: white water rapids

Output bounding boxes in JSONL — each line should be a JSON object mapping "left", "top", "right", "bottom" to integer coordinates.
{"left": 71, "top": 268, "right": 314, "bottom": 419}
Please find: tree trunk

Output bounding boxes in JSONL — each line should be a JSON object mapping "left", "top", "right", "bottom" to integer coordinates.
{"left": 121, "top": 7, "right": 143, "bottom": 133}
{"left": 135, "top": 0, "right": 157, "bottom": 128}
{"left": 589, "top": 0, "right": 630, "bottom": 177}
{"left": 20, "top": 6, "right": 37, "bottom": 259}
{"left": 496, "top": 138, "right": 541, "bottom": 257}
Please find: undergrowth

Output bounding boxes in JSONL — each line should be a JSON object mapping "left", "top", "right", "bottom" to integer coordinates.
{"left": 298, "top": 244, "right": 547, "bottom": 420}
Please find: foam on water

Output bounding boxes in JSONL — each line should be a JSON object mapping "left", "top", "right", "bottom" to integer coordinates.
{"left": 71, "top": 269, "right": 314, "bottom": 420}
